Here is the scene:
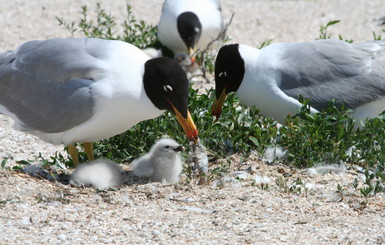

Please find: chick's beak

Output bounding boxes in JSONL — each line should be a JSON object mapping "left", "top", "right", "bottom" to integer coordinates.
{"left": 173, "top": 145, "right": 185, "bottom": 152}
{"left": 211, "top": 88, "right": 227, "bottom": 121}
{"left": 170, "top": 103, "right": 199, "bottom": 142}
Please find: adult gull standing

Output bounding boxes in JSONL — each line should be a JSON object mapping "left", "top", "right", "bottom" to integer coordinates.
{"left": 0, "top": 38, "right": 198, "bottom": 165}
{"left": 212, "top": 39, "right": 385, "bottom": 125}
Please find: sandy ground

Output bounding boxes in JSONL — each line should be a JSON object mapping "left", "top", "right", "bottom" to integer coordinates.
{"left": 0, "top": 0, "right": 385, "bottom": 244}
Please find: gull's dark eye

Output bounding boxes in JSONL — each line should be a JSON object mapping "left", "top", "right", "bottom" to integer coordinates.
{"left": 164, "top": 145, "right": 170, "bottom": 149}
{"left": 163, "top": 84, "right": 173, "bottom": 93}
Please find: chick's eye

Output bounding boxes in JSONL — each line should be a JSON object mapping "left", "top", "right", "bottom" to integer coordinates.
{"left": 164, "top": 145, "right": 170, "bottom": 149}
{"left": 163, "top": 84, "right": 173, "bottom": 93}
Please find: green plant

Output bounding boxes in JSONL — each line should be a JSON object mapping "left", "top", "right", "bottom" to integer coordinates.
{"left": 275, "top": 177, "right": 306, "bottom": 195}
{"left": 352, "top": 178, "right": 359, "bottom": 189}
{"left": 360, "top": 168, "right": 385, "bottom": 197}
{"left": 318, "top": 20, "right": 341, "bottom": 40}
{"left": 354, "top": 114, "right": 385, "bottom": 167}
{"left": 258, "top": 39, "right": 273, "bottom": 49}
{"left": 57, "top": 3, "right": 165, "bottom": 51}
{"left": 209, "top": 161, "right": 231, "bottom": 179}
{"left": 11, "top": 152, "right": 68, "bottom": 170}
{"left": 279, "top": 97, "right": 356, "bottom": 168}
{"left": 372, "top": 31, "right": 383, "bottom": 41}
{"left": 1, "top": 159, "right": 7, "bottom": 169}
{"left": 317, "top": 20, "right": 353, "bottom": 43}
{"left": 336, "top": 184, "right": 345, "bottom": 194}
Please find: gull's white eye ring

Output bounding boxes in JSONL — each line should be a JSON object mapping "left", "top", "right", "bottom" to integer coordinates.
{"left": 218, "top": 71, "right": 227, "bottom": 78}
{"left": 164, "top": 84, "right": 173, "bottom": 93}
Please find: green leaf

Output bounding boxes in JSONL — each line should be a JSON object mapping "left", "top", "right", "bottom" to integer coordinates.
{"left": 1, "top": 159, "right": 7, "bottom": 168}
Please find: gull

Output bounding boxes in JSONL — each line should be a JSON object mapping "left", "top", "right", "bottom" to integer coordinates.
{"left": 70, "top": 159, "right": 122, "bottom": 189}
{"left": 132, "top": 138, "right": 184, "bottom": 183}
{"left": 157, "top": 0, "right": 224, "bottom": 61}
{"left": 0, "top": 38, "right": 198, "bottom": 165}
{"left": 374, "top": 14, "right": 385, "bottom": 26}
{"left": 212, "top": 39, "right": 385, "bottom": 125}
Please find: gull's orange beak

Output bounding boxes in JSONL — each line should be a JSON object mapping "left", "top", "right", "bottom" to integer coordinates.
{"left": 170, "top": 103, "right": 199, "bottom": 142}
{"left": 188, "top": 47, "right": 196, "bottom": 64}
{"left": 211, "top": 88, "right": 227, "bottom": 121}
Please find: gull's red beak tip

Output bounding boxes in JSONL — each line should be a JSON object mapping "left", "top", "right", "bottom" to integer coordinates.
{"left": 211, "top": 109, "right": 221, "bottom": 122}
{"left": 187, "top": 129, "right": 199, "bottom": 141}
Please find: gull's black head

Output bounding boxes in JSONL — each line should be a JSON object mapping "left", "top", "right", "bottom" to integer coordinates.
{"left": 144, "top": 57, "right": 189, "bottom": 116}
{"left": 144, "top": 57, "right": 198, "bottom": 140}
{"left": 212, "top": 44, "right": 245, "bottom": 119}
{"left": 177, "top": 11, "right": 202, "bottom": 55}
{"left": 214, "top": 44, "right": 245, "bottom": 98}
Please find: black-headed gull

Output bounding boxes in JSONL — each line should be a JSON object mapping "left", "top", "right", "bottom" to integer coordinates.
{"left": 212, "top": 39, "right": 385, "bottom": 125}
{"left": 0, "top": 38, "right": 198, "bottom": 165}
{"left": 158, "top": 0, "right": 224, "bottom": 61}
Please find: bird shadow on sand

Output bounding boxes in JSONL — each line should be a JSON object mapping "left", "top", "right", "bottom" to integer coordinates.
{"left": 21, "top": 165, "right": 151, "bottom": 188}
{"left": 121, "top": 169, "right": 151, "bottom": 186}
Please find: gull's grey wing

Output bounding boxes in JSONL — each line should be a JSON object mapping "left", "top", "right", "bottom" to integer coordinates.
{"left": 275, "top": 39, "right": 385, "bottom": 110}
{"left": 0, "top": 38, "right": 110, "bottom": 133}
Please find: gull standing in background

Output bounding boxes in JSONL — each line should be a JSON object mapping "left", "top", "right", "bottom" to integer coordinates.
{"left": 0, "top": 38, "right": 198, "bottom": 165}
{"left": 157, "top": 0, "right": 225, "bottom": 62}
{"left": 212, "top": 39, "right": 385, "bottom": 125}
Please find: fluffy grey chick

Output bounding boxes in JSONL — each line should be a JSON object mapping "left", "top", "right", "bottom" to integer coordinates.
{"left": 70, "top": 159, "right": 123, "bottom": 189}
{"left": 132, "top": 138, "right": 184, "bottom": 183}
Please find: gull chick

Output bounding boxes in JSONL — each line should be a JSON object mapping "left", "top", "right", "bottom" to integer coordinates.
{"left": 132, "top": 138, "right": 184, "bottom": 183}
{"left": 70, "top": 159, "right": 123, "bottom": 189}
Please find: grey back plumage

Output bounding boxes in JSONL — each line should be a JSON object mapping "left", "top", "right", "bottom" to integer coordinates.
{"left": 0, "top": 38, "right": 111, "bottom": 133}
{"left": 276, "top": 39, "right": 385, "bottom": 110}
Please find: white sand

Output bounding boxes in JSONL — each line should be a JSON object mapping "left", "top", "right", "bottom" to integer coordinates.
{"left": 0, "top": 1, "right": 384, "bottom": 244}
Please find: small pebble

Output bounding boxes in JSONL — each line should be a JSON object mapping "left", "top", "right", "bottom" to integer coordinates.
{"left": 57, "top": 234, "right": 67, "bottom": 241}
{"left": 20, "top": 217, "right": 31, "bottom": 225}
{"left": 152, "top": 230, "right": 160, "bottom": 236}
